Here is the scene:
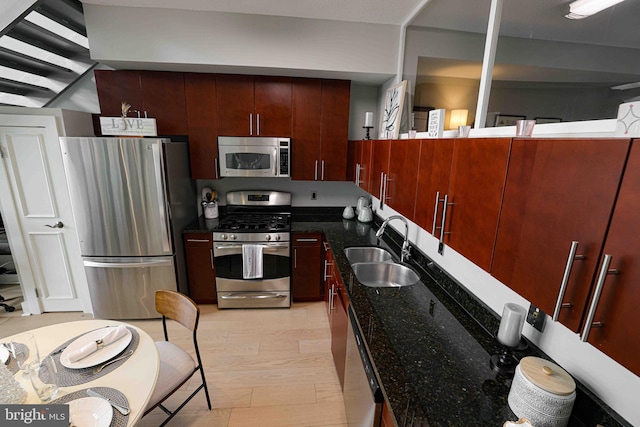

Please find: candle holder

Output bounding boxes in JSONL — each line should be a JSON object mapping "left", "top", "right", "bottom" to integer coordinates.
{"left": 490, "top": 332, "right": 528, "bottom": 376}
{"left": 363, "top": 126, "right": 373, "bottom": 140}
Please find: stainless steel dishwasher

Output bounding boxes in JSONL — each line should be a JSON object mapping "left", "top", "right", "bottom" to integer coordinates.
{"left": 344, "top": 305, "right": 384, "bottom": 427}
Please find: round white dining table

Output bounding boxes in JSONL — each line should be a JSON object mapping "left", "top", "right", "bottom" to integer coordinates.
{"left": 3, "top": 319, "right": 159, "bottom": 426}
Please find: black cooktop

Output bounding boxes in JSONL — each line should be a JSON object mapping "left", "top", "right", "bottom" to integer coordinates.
{"left": 215, "top": 213, "right": 291, "bottom": 232}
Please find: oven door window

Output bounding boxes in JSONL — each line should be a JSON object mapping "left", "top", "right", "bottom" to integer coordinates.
{"left": 214, "top": 244, "right": 289, "bottom": 280}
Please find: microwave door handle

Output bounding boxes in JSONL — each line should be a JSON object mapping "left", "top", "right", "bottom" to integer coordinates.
{"left": 273, "top": 148, "right": 278, "bottom": 176}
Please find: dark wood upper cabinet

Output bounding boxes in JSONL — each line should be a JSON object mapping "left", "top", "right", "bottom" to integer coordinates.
{"left": 386, "top": 139, "right": 421, "bottom": 220}
{"left": 185, "top": 73, "right": 219, "bottom": 179}
{"left": 254, "top": 76, "right": 292, "bottom": 137}
{"left": 445, "top": 138, "right": 512, "bottom": 271}
{"left": 94, "top": 70, "right": 188, "bottom": 136}
{"left": 139, "top": 71, "right": 188, "bottom": 135}
{"left": 320, "top": 79, "right": 350, "bottom": 181}
{"left": 216, "top": 74, "right": 254, "bottom": 136}
{"left": 216, "top": 75, "right": 292, "bottom": 137}
{"left": 292, "top": 78, "right": 322, "bottom": 180}
{"left": 291, "top": 78, "right": 350, "bottom": 181}
{"left": 492, "top": 138, "right": 630, "bottom": 332}
{"left": 348, "top": 138, "right": 373, "bottom": 191}
{"left": 589, "top": 140, "right": 640, "bottom": 375}
{"left": 370, "top": 139, "right": 391, "bottom": 206}
{"left": 414, "top": 138, "right": 455, "bottom": 235}
{"left": 95, "top": 70, "right": 142, "bottom": 117}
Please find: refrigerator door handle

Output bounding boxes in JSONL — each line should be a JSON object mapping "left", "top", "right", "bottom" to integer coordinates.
{"left": 83, "top": 259, "right": 174, "bottom": 268}
{"left": 151, "top": 142, "right": 172, "bottom": 253}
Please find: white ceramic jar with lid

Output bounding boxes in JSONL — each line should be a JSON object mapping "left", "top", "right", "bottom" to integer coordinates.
{"left": 508, "top": 356, "right": 576, "bottom": 427}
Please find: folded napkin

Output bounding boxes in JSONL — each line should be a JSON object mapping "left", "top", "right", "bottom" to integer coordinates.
{"left": 242, "top": 244, "right": 264, "bottom": 279}
{"left": 66, "top": 325, "right": 128, "bottom": 363}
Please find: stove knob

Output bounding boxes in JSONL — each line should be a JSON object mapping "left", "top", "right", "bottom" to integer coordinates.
{"left": 274, "top": 234, "right": 281, "bottom": 241}
{"left": 230, "top": 234, "right": 237, "bottom": 240}
{"left": 265, "top": 234, "right": 271, "bottom": 241}
{"left": 220, "top": 234, "right": 227, "bottom": 240}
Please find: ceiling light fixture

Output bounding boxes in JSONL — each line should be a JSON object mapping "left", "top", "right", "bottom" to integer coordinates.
{"left": 565, "top": 0, "right": 626, "bottom": 19}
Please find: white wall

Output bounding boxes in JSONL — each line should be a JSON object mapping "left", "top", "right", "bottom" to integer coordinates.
{"left": 83, "top": 5, "right": 399, "bottom": 84}
{"left": 348, "top": 84, "right": 380, "bottom": 140}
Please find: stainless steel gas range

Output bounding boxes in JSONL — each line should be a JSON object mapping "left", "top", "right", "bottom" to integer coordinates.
{"left": 212, "top": 191, "right": 291, "bottom": 308}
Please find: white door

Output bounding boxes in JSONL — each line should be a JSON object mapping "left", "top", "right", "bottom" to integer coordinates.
{"left": 0, "top": 115, "right": 90, "bottom": 313}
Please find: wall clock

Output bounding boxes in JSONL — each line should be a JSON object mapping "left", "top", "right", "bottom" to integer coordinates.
{"left": 380, "top": 80, "right": 407, "bottom": 139}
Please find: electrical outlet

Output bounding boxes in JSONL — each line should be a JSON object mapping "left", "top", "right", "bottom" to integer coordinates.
{"left": 526, "top": 304, "right": 546, "bottom": 332}
{"left": 311, "top": 191, "right": 317, "bottom": 200}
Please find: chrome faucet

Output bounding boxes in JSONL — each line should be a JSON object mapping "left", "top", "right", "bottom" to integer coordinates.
{"left": 375, "top": 215, "right": 411, "bottom": 263}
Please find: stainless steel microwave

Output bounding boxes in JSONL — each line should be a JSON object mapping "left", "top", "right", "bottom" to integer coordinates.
{"left": 218, "top": 136, "right": 290, "bottom": 178}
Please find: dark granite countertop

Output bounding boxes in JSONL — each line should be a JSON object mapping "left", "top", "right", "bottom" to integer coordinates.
{"left": 292, "top": 218, "right": 630, "bottom": 427}
{"left": 184, "top": 212, "right": 629, "bottom": 426}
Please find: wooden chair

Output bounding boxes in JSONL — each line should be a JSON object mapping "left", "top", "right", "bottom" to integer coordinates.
{"left": 143, "top": 290, "right": 212, "bottom": 426}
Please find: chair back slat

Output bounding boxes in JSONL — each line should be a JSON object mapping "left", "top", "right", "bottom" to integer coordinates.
{"left": 156, "top": 290, "right": 199, "bottom": 332}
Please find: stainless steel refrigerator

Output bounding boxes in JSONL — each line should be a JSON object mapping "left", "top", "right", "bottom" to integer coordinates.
{"left": 60, "top": 137, "right": 196, "bottom": 319}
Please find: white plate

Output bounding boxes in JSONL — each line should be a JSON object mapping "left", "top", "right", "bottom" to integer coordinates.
{"left": 61, "top": 327, "right": 132, "bottom": 369}
{"left": 69, "top": 397, "right": 113, "bottom": 427}
{"left": 0, "top": 346, "right": 9, "bottom": 365}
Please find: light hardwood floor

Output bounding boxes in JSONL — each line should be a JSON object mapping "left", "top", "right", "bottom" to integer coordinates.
{"left": 0, "top": 302, "right": 348, "bottom": 427}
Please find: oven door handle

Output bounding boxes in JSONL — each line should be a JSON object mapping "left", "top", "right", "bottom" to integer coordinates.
{"left": 219, "top": 292, "right": 288, "bottom": 300}
{"left": 214, "top": 244, "right": 290, "bottom": 250}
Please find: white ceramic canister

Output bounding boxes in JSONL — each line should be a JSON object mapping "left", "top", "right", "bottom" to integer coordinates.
{"left": 508, "top": 356, "right": 576, "bottom": 427}
{"left": 203, "top": 201, "right": 219, "bottom": 219}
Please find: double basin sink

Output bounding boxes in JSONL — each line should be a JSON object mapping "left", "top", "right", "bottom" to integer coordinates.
{"left": 344, "top": 246, "right": 421, "bottom": 288}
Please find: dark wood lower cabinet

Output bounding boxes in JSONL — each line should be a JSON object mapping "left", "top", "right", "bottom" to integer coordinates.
{"left": 325, "top": 243, "right": 348, "bottom": 389}
{"left": 381, "top": 400, "right": 396, "bottom": 427}
{"left": 292, "top": 233, "right": 323, "bottom": 301}
{"left": 183, "top": 232, "right": 217, "bottom": 304}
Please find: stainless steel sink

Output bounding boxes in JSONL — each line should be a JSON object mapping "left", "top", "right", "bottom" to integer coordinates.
{"left": 351, "top": 262, "right": 420, "bottom": 288}
{"left": 344, "top": 247, "right": 395, "bottom": 265}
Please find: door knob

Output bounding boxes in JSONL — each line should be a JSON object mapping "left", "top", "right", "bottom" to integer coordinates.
{"left": 45, "top": 221, "right": 64, "bottom": 229}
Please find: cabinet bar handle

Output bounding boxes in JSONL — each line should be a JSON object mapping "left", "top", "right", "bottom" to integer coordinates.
{"left": 214, "top": 157, "right": 219, "bottom": 179}
{"left": 210, "top": 248, "right": 214, "bottom": 270}
{"left": 379, "top": 172, "right": 385, "bottom": 209}
{"left": 553, "top": 241, "right": 585, "bottom": 321}
{"left": 187, "top": 239, "right": 210, "bottom": 243}
{"left": 329, "top": 284, "right": 336, "bottom": 312}
{"left": 432, "top": 191, "right": 441, "bottom": 236}
{"left": 296, "top": 238, "right": 319, "bottom": 242}
{"left": 355, "top": 163, "right": 360, "bottom": 186}
{"left": 257, "top": 113, "right": 260, "bottom": 135}
{"left": 321, "top": 160, "right": 325, "bottom": 181}
{"left": 384, "top": 173, "right": 391, "bottom": 202}
{"left": 581, "top": 254, "right": 618, "bottom": 342}
{"left": 294, "top": 248, "right": 297, "bottom": 268}
{"left": 440, "top": 194, "right": 449, "bottom": 242}
{"left": 315, "top": 160, "right": 318, "bottom": 181}
{"left": 249, "top": 113, "right": 253, "bottom": 135}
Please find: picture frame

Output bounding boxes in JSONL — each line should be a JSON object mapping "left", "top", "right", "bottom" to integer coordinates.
{"left": 380, "top": 80, "right": 407, "bottom": 139}
{"left": 494, "top": 114, "right": 526, "bottom": 127}
{"left": 534, "top": 117, "right": 562, "bottom": 124}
